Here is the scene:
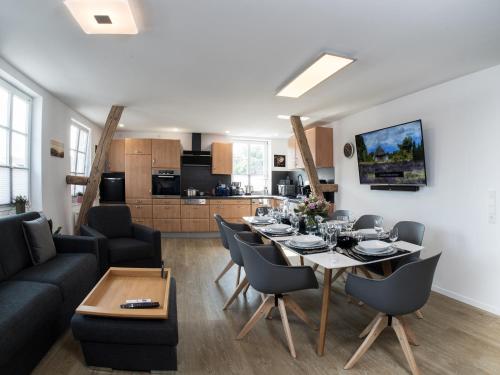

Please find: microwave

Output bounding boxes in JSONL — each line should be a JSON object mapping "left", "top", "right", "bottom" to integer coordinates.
{"left": 152, "top": 169, "right": 181, "bottom": 197}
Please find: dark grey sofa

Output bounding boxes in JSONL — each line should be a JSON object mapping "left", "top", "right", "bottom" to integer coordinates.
{"left": 80, "top": 205, "right": 162, "bottom": 275}
{"left": 0, "top": 212, "right": 98, "bottom": 375}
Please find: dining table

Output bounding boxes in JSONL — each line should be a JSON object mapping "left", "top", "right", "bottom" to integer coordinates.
{"left": 242, "top": 216, "right": 425, "bottom": 356}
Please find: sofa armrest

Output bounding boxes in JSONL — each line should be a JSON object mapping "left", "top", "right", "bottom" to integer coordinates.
{"left": 133, "top": 223, "right": 162, "bottom": 267}
{"left": 80, "top": 224, "right": 109, "bottom": 275}
{"left": 53, "top": 234, "right": 98, "bottom": 255}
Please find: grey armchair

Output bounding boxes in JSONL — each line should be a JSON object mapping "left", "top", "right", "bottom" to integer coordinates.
{"left": 235, "top": 235, "right": 319, "bottom": 358}
{"left": 220, "top": 224, "right": 262, "bottom": 310}
{"left": 331, "top": 209, "right": 351, "bottom": 220}
{"left": 353, "top": 214, "right": 383, "bottom": 230}
{"left": 213, "top": 214, "right": 250, "bottom": 284}
{"left": 344, "top": 252, "right": 441, "bottom": 375}
{"left": 80, "top": 205, "right": 161, "bottom": 275}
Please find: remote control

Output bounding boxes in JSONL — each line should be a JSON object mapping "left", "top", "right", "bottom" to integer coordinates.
{"left": 120, "top": 302, "right": 160, "bottom": 309}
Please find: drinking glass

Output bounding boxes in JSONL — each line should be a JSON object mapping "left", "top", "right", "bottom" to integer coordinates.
{"left": 290, "top": 215, "right": 300, "bottom": 235}
{"left": 318, "top": 223, "right": 328, "bottom": 241}
{"left": 389, "top": 227, "right": 398, "bottom": 243}
{"left": 273, "top": 209, "right": 282, "bottom": 224}
{"left": 327, "top": 230, "right": 337, "bottom": 254}
{"left": 374, "top": 218, "right": 383, "bottom": 239}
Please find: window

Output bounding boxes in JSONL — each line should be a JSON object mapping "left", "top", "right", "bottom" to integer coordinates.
{"left": 232, "top": 140, "right": 269, "bottom": 193}
{"left": 70, "top": 121, "right": 90, "bottom": 196}
{"left": 0, "top": 79, "right": 31, "bottom": 205}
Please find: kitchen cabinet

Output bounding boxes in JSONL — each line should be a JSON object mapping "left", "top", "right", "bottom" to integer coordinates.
{"left": 125, "top": 138, "right": 151, "bottom": 155}
{"left": 209, "top": 199, "right": 251, "bottom": 232}
{"left": 132, "top": 218, "right": 153, "bottom": 227}
{"left": 288, "top": 127, "right": 333, "bottom": 169}
{"left": 153, "top": 204, "right": 181, "bottom": 219}
{"left": 154, "top": 219, "right": 181, "bottom": 232}
{"left": 181, "top": 205, "right": 210, "bottom": 219}
{"left": 106, "top": 139, "right": 125, "bottom": 172}
{"left": 211, "top": 142, "right": 233, "bottom": 175}
{"left": 251, "top": 198, "right": 273, "bottom": 215}
{"left": 125, "top": 154, "right": 152, "bottom": 199}
{"left": 152, "top": 139, "right": 181, "bottom": 169}
{"left": 128, "top": 204, "right": 153, "bottom": 219}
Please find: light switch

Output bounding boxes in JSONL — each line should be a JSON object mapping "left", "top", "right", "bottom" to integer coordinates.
{"left": 488, "top": 189, "right": 496, "bottom": 224}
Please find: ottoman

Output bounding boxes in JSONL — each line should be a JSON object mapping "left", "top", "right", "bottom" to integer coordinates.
{"left": 71, "top": 278, "right": 178, "bottom": 372}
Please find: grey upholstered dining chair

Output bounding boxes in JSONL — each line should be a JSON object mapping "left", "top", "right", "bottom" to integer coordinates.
{"left": 344, "top": 252, "right": 441, "bottom": 375}
{"left": 353, "top": 214, "right": 383, "bottom": 230}
{"left": 254, "top": 206, "right": 271, "bottom": 216}
{"left": 331, "top": 209, "right": 351, "bottom": 220}
{"left": 220, "top": 223, "right": 263, "bottom": 310}
{"left": 213, "top": 214, "right": 250, "bottom": 284}
{"left": 235, "top": 234, "right": 319, "bottom": 358}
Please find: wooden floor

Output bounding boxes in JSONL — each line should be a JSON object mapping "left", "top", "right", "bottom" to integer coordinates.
{"left": 34, "top": 238, "right": 500, "bottom": 375}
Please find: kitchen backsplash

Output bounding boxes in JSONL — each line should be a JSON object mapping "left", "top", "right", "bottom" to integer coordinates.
{"left": 181, "top": 165, "right": 231, "bottom": 195}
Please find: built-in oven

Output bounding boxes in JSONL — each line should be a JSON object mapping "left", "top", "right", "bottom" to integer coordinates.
{"left": 152, "top": 169, "right": 181, "bottom": 197}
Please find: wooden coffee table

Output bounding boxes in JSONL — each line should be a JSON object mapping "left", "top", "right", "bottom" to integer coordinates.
{"left": 76, "top": 267, "right": 171, "bottom": 319}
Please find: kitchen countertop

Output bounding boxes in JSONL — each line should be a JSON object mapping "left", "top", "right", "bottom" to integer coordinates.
{"left": 177, "top": 194, "right": 292, "bottom": 200}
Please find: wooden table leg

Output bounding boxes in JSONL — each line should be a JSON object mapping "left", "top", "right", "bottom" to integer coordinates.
{"left": 300, "top": 256, "right": 304, "bottom": 266}
{"left": 381, "top": 261, "right": 392, "bottom": 276}
{"left": 317, "top": 268, "right": 332, "bottom": 355}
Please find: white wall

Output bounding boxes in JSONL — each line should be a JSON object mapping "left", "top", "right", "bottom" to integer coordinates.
{"left": 0, "top": 58, "right": 101, "bottom": 233}
{"left": 332, "top": 64, "right": 500, "bottom": 315}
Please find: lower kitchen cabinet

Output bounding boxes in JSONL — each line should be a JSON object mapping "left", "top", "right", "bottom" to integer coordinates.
{"left": 154, "top": 219, "right": 181, "bottom": 232}
{"left": 132, "top": 218, "right": 153, "bottom": 227}
{"left": 181, "top": 219, "right": 209, "bottom": 232}
{"left": 128, "top": 204, "right": 153, "bottom": 219}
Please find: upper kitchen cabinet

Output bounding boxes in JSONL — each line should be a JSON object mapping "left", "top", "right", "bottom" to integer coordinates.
{"left": 152, "top": 139, "right": 181, "bottom": 169}
{"left": 125, "top": 154, "right": 152, "bottom": 198}
{"left": 106, "top": 139, "right": 125, "bottom": 172}
{"left": 125, "top": 138, "right": 151, "bottom": 155}
{"left": 211, "top": 142, "right": 233, "bottom": 175}
{"left": 289, "top": 126, "right": 333, "bottom": 169}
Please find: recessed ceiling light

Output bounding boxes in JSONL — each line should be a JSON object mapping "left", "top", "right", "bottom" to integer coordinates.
{"left": 173, "top": 128, "right": 179, "bottom": 132}
{"left": 277, "top": 115, "right": 310, "bottom": 121}
{"left": 276, "top": 53, "right": 354, "bottom": 98}
{"left": 118, "top": 123, "right": 125, "bottom": 128}
{"left": 225, "top": 130, "right": 230, "bottom": 134}
{"left": 64, "top": 0, "right": 138, "bottom": 35}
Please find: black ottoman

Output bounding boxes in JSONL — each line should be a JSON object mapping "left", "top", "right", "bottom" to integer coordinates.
{"left": 71, "top": 278, "right": 178, "bottom": 372}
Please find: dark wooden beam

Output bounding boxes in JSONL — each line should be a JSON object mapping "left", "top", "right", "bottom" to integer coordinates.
{"left": 65, "top": 175, "right": 89, "bottom": 186}
{"left": 290, "top": 115, "right": 324, "bottom": 200}
{"left": 74, "top": 105, "right": 124, "bottom": 233}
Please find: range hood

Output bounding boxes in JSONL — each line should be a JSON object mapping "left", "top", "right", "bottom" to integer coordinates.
{"left": 181, "top": 133, "right": 212, "bottom": 166}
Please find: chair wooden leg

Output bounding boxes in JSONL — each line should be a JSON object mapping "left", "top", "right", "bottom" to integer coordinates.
{"left": 359, "top": 266, "right": 374, "bottom": 279}
{"left": 359, "top": 312, "right": 384, "bottom": 338}
{"left": 242, "top": 283, "right": 250, "bottom": 296}
{"left": 398, "top": 316, "right": 419, "bottom": 346}
{"left": 214, "top": 259, "right": 234, "bottom": 283}
{"left": 278, "top": 298, "right": 296, "bottom": 358}
{"left": 283, "top": 295, "right": 318, "bottom": 330}
{"left": 237, "top": 296, "right": 274, "bottom": 339}
{"left": 223, "top": 277, "right": 248, "bottom": 310}
{"left": 393, "top": 317, "right": 421, "bottom": 375}
{"left": 312, "top": 263, "right": 319, "bottom": 271}
{"left": 344, "top": 314, "right": 387, "bottom": 369}
{"left": 415, "top": 309, "right": 424, "bottom": 319}
{"left": 236, "top": 265, "right": 241, "bottom": 287}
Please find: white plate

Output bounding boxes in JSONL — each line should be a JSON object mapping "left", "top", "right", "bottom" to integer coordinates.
{"left": 285, "top": 240, "right": 327, "bottom": 249}
{"left": 262, "top": 227, "right": 293, "bottom": 234}
{"left": 358, "top": 240, "right": 391, "bottom": 252}
{"left": 353, "top": 245, "right": 397, "bottom": 256}
{"left": 266, "top": 224, "right": 291, "bottom": 231}
{"left": 289, "top": 235, "right": 324, "bottom": 246}
{"left": 252, "top": 216, "right": 272, "bottom": 222}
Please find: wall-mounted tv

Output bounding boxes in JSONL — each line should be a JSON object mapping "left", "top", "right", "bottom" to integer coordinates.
{"left": 355, "top": 120, "right": 427, "bottom": 185}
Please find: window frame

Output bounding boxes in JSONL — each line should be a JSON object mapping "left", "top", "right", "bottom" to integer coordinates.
{"left": 0, "top": 78, "right": 32, "bottom": 207}
{"left": 69, "top": 120, "right": 91, "bottom": 197}
{"left": 231, "top": 139, "right": 270, "bottom": 194}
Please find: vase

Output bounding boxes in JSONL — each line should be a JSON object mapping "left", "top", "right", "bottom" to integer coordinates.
{"left": 305, "top": 215, "right": 318, "bottom": 234}
{"left": 15, "top": 202, "right": 26, "bottom": 214}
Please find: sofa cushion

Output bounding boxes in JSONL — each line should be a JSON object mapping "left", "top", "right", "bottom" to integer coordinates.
{"left": 108, "top": 238, "right": 154, "bottom": 264}
{"left": 22, "top": 216, "right": 57, "bottom": 265}
{"left": 0, "top": 212, "right": 41, "bottom": 280}
{"left": 0, "top": 281, "right": 61, "bottom": 365}
{"left": 87, "top": 205, "right": 133, "bottom": 239}
{"left": 11, "top": 253, "right": 97, "bottom": 302}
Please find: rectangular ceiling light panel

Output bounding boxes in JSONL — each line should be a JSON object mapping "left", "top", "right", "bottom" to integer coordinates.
{"left": 64, "top": 0, "right": 138, "bottom": 34}
{"left": 277, "top": 54, "right": 354, "bottom": 98}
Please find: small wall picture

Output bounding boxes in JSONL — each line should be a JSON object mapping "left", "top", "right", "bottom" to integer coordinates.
{"left": 274, "top": 154, "right": 286, "bottom": 167}
{"left": 50, "top": 139, "right": 64, "bottom": 158}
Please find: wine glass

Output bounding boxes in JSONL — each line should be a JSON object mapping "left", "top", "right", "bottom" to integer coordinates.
{"left": 273, "top": 209, "right": 282, "bottom": 224}
{"left": 389, "top": 227, "right": 399, "bottom": 243}
{"left": 290, "top": 215, "right": 300, "bottom": 235}
{"left": 374, "top": 218, "right": 383, "bottom": 239}
{"left": 327, "top": 229, "right": 337, "bottom": 254}
{"left": 318, "top": 222, "right": 327, "bottom": 241}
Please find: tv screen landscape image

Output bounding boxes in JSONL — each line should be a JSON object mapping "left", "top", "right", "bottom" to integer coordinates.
{"left": 355, "top": 120, "right": 427, "bottom": 185}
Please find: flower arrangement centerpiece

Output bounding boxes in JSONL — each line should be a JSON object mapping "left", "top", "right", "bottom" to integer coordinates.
{"left": 294, "top": 194, "right": 330, "bottom": 232}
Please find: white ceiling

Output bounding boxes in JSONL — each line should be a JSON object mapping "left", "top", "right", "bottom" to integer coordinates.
{"left": 1, "top": 0, "right": 500, "bottom": 137}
